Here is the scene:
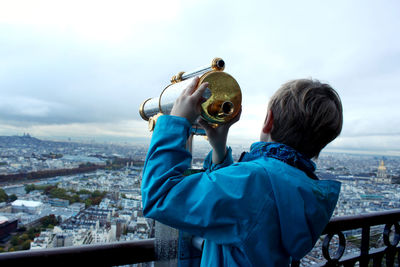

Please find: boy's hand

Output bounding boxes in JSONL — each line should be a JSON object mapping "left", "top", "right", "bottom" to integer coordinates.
{"left": 198, "top": 108, "right": 241, "bottom": 164}
{"left": 170, "top": 77, "right": 209, "bottom": 125}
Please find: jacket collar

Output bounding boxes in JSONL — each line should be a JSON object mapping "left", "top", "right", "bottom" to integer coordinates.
{"left": 239, "top": 142, "right": 318, "bottom": 180}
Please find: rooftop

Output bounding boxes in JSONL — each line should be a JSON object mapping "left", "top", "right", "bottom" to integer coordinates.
{"left": 12, "top": 200, "right": 42, "bottom": 207}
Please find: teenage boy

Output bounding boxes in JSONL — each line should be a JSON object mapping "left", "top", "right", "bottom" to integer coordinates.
{"left": 141, "top": 77, "right": 343, "bottom": 266}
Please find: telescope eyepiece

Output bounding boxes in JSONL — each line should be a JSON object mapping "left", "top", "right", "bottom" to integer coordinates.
{"left": 217, "top": 59, "right": 225, "bottom": 69}
{"left": 221, "top": 101, "right": 234, "bottom": 116}
{"left": 207, "top": 100, "right": 235, "bottom": 118}
{"left": 212, "top": 58, "right": 225, "bottom": 71}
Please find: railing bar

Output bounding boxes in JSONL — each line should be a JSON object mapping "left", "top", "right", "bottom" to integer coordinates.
{"left": 0, "top": 239, "right": 156, "bottom": 266}
{"left": 312, "top": 253, "right": 360, "bottom": 266}
{"left": 290, "top": 259, "right": 300, "bottom": 267}
{"left": 360, "top": 226, "right": 370, "bottom": 267}
{"left": 324, "top": 209, "right": 400, "bottom": 233}
{"left": 312, "top": 246, "right": 399, "bottom": 266}
{"left": 397, "top": 249, "right": 400, "bottom": 266}
{"left": 343, "top": 261, "right": 356, "bottom": 267}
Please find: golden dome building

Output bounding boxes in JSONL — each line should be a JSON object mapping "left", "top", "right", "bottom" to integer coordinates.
{"left": 375, "top": 160, "right": 391, "bottom": 184}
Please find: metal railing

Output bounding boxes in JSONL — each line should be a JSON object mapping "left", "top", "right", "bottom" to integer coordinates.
{"left": 292, "top": 209, "right": 400, "bottom": 267}
{"left": 0, "top": 209, "right": 399, "bottom": 266}
{"left": 0, "top": 238, "right": 156, "bottom": 266}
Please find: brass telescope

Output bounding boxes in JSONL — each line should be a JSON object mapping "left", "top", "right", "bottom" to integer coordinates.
{"left": 139, "top": 58, "right": 242, "bottom": 131}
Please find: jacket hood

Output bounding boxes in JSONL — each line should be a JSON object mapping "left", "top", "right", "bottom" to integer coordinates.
{"left": 266, "top": 159, "right": 341, "bottom": 260}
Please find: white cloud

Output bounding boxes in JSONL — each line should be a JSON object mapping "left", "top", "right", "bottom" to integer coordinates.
{"left": 0, "top": 119, "right": 152, "bottom": 141}
{"left": 0, "top": 0, "right": 400, "bottom": 153}
{"left": 0, "top": 0, "right": 181, "bottom": 44}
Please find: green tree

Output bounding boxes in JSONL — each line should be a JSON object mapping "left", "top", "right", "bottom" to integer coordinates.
{"left": 49, "top": 187, "right": 66, "bottom": 198}
{"left": 91, "top": 190, "right": 102, "bottom": 198}
{"left": 9, "top": 194, "right": 17, "bottom": 202}
{"left": 91, "top": 197, "right": 102, "bottom": 205}
{"left": 77, "top": 189, "right": 91, "bottom": 195}
{"left": 0, "top": 189, "right": 8, "bottom": 202}
{"left": 72, "top": 194, "right": 81, "bottom": 203}
{"left": 27, "top": 228, "right": 36, "bottom": 240}
{"left": 43, "top": 185, "right": 57, "bottom": 195}
{"left": 40, "top": 215, "right": 59, "bottom": 228}
{"left": 24, "top": 184, "right": 36, "bottom": 194}
{"left": 10, "top": 236, "right": 19, "bottom": 246}
{"left": 20, "top": 233, "right": 29, "bottom": 241}
{"left": 21, "top": 240, "right": 31, "bottom": 250}
{"left": 85, "top": 199, "right": 92, "bottom": 208}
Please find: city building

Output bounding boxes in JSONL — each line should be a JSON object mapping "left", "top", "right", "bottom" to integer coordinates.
{"left": 375, "top": 160, "right": 391, "bottom": 184}
{"left": 48, "top": 198, "right": 70, "bottom": 207}
{"left": 11, "top": 200, "right": 43, "bottom": 214}
{"left": 0, "top": 216, "right": 18, "bottom": 240}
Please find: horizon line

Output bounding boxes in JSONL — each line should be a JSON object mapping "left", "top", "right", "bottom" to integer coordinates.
{"left": 2, "top": 133, "right": 400, "bottom": 157}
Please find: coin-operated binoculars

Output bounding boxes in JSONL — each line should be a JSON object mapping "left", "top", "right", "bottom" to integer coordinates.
{"left": 139, "top": 58, "right": 242, "bottom": 132}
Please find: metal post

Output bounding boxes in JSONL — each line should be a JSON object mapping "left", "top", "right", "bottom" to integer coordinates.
{"left": 360, "top": 226, "right": 370, "bottom": 267}
{"left": 154, "top": 134, "right": 195, "bottom": 267}
{"left": 154, "top": 222, "right": 179, "bottom": 267}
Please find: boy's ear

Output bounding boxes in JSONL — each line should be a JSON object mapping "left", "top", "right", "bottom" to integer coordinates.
{"left": 262, "top": 110, "right": 274, "bottom": 134}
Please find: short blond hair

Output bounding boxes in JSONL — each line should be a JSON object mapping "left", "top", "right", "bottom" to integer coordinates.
{"left": 268, "top": 79, "right": 343, "bottom": 158}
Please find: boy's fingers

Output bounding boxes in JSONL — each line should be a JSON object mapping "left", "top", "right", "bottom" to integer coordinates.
{"left": 192, "top": 82, "right": 209, "bottom": 100}
{"left": 185, "top": 77, "right": 200, "bottom": 96}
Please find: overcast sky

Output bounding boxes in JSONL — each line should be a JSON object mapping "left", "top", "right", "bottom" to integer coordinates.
{"left": 1, "top": 0, "right": 399, "bottom": 155}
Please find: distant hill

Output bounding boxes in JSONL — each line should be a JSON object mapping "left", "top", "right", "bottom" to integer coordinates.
{"left": 0, "top": 134, "right": 91, "bottom": 149}
{"left": 0, "top": 134, "right": 44, "bottom": 147}
{"left": 0, "top": 134, "right": 150, "bottom": 147}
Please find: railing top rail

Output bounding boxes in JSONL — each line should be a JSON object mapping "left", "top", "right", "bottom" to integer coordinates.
{"left": 323, "top": 209, "right": 400, "bottom": 233}
{"left": 0, "top": 238, "right": 156, "bottom": 266}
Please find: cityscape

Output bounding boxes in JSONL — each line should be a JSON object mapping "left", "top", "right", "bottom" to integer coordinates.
{"left": 0, "top": 134, "right": 399, "bottom": 265}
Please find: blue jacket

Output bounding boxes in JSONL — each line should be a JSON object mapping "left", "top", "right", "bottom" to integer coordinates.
{"left": 142, "top": 115, "right": 341, "bottom": 266}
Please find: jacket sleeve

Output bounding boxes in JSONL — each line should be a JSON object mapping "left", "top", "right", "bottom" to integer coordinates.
{"left": 203, "top": 146, "right": 234, "bottom": 171}
{"left": 141, "top": 115, "right": 261, "bottom": 245}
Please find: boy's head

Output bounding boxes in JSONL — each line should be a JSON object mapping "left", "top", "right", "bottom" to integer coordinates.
{"left": 261, "top": 79, "right": 343, "bottom": 158}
